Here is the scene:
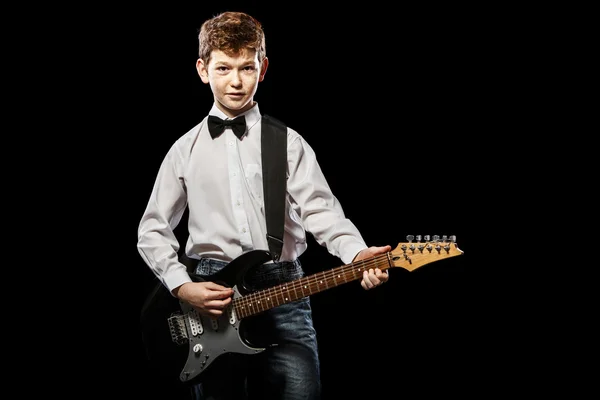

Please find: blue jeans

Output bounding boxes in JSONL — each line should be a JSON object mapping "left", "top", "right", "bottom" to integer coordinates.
{"left": 190, "top": 257, "right": 321, "bottom": 400}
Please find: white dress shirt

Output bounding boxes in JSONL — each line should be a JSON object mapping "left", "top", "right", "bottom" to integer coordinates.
{"left": 137, "top": 103, "right": 367, "bottom": 292}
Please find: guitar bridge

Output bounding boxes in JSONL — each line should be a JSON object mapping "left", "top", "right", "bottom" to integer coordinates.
{"left": 167, "top": 313, "right": 189, "bottom": 345}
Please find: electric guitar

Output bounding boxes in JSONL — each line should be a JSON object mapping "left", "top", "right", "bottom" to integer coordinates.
{"left": 140, "top": 235, "right": 463, "bottom": 386}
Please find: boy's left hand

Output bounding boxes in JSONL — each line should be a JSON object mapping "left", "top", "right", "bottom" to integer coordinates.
{"left": 354, "top": 245, "right": 391, "bottom": 290}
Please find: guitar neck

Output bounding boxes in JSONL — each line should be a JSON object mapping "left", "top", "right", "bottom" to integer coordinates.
{"left": 234, "top": 254, "right": 391, "bottom": 319}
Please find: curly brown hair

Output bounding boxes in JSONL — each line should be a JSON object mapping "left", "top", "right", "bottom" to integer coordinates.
{"left": 198, "top": 11, "right": 266, "bottom": 65}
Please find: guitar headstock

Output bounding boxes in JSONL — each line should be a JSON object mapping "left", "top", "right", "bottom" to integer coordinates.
{"left": 390, "top": 235, "right": 463, "bottom": 272}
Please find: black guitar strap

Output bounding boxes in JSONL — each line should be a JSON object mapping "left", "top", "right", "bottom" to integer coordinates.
{"left": 261, "top": 114, "right": 287, "bottom": 262}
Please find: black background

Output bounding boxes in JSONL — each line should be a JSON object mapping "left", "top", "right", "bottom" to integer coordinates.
{"left": 80, "top": 2, "right": 502, "bottom": 399}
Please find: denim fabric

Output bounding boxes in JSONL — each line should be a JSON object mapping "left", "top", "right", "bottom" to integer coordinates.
{"left": 190, "top": 258, "right": 321, "bottom": 400}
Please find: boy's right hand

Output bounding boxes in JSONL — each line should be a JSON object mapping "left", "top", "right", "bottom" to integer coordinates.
{"left": 172, "top": 281, "right": 234, "bottom": 316}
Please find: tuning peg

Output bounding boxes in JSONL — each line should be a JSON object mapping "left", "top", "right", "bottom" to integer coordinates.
{"left": 416, "top": 235, "right": 422, "bottom": 242}
{"left": 432, "top": 235, "right": 440, "bottom": 242}
{"left": 449, "top": 235, "right": 456, "bottom": 243}
{"left": 442, "top": 235, "right": 447, "bottom": 242}
{"left": 424, "top": 235, "right": 430, "bottom": 241}
{"left": 406, "top": 235, "right": 414, "bottom": 242}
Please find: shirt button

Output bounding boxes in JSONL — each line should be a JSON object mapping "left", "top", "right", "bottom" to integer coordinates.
{"left": 242, "top": 228, "right": 246, "bottom": 233}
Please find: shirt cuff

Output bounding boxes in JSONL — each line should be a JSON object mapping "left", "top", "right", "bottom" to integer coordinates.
{"left": 163, "top": 266, "right": 193, "bottom": 296}
{"left": 341, "top": 242, "right": 368, "bottom": 265}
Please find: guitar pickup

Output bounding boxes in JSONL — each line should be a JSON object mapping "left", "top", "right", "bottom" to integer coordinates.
{"left": 188, "top": 309, "right": 204, "bottom": 336}
{"left": 227, "top": 305, "right": 237, "bottom": 325}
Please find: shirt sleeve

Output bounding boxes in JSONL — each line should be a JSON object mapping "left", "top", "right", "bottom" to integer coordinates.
{"left": 137, "top": 141, "right": 192, "bottom": 294}
{"left": 286, "top": 132, "right": 367, "bottom": 264}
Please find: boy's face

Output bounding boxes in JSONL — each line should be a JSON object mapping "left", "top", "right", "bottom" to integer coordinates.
{"left": 197, "top": 48, "right": 268, "bottom": 117}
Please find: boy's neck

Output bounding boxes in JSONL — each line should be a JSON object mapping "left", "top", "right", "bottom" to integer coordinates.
{"left": 216, "top": 101, "right": 256, "bottom": 118}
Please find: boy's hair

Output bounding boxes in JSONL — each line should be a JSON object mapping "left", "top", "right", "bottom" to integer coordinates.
{"left": 198, "top": 11, "right": 266, "bottom": 65}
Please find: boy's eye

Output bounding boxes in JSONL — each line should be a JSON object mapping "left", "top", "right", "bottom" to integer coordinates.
{"left": 243, "top": 66, "right": 255, "bottom": 72}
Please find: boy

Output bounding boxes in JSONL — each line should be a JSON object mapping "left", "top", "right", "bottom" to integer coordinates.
{"left": 137, "top": 11, "right": 389, "bottom": 400}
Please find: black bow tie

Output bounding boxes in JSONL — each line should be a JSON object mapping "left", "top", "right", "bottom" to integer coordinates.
{"left": 208, "top": 115, "right": 247, "bottom": 139}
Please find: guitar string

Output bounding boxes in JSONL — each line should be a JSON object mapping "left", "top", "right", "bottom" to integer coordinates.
{"left": 240, "top": 242, "right": 451, "bottom": 309}
{"left": 234, "top": 243, "right": 458, "bottom": 319}
{"left": 233, "top": 254, "right": 391, "bottom": 318}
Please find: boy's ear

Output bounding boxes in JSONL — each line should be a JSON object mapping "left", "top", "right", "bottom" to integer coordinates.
{"left": 196, "top": 59, "right": 209, "bottom": 84}
{"left": 259, "top": 57, "right": 269, "bottom": 82}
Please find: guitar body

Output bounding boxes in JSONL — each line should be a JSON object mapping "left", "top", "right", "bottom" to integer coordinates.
{"left": 140, "top": 249, "right": 274, "bottom": 387}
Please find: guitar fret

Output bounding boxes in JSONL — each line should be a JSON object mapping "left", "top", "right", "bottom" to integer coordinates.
{"left": 255, "top": 294, "right": 265, "bottom": 313}
{"left": 243, "top": 300, "right": 250, "bottom": 318}
{"left": 290, "top": 281, "right": 298, "bottom": 302}
{"left": 306, "top": 276, "right": 314, "bottom": 295}
{"left": 233, "top": 301, "right": 241, "bottom": 319}
{"left": 354, "top": 261, "right": 363, "bottom": 280}
{"left": 283, "top": 286, "right": 290, "bottom": 303}
{"left": 244, "top": 295, "right": 253, "bottom": 316}
{"left": 321, "top": 271, "right": 328, "bottom": 289}
{"left": 307, "top": 276, "right": 315, "bottom": 295}
{"left": 237, "top": 300, "right": 246, "bottom": 319}
{"left": 337, "top": 265, "right": 348, "bottom": 284}
{"left": 277, "top": 284, "right": 285, "bottom": 305}
{"left": 299, "top": 277, "right": 307, "bottom": 297}
{"left": 265, "top": 287, "right": 275, "bottom": 309}
{"left": 282, "top": 285, "right": 289, "bottom": 304}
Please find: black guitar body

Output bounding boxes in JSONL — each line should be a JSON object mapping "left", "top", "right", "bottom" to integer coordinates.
{"left": 140, "top": 249, "right": 274, "bottom": 387}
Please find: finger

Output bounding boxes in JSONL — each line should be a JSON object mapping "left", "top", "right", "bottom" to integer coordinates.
{"left": 207, "top": 289, "right": 234, "bottom": 300}
{"left": 369, "top": 269, "right": 383, "bottom": 285}
{"left": 195, "top": 306, "right": 223, "bottom": 317}
{"left": 205, "top": 308, "right": 224, "bottom": 317}
{"left": 206, "top": 297, "right": 232, "bottom": 309}
{"left": 360, "top": 277, "right": 371, "bottom": 290}
{"left": 372, "top": 245, "right": 392, "bottom": 255}
{"left": 204, "top": 281, "right": 232, "bottom": 290}
{"left": 362, "top": 270, "right": 375, "bottom": 289}
{"left": 375, "top": 269, "right": 389, "bottom": 283}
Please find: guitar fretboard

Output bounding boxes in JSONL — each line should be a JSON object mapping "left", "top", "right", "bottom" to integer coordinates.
{"left": 233, "top": 253, "right": 392, "bottom": 319}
